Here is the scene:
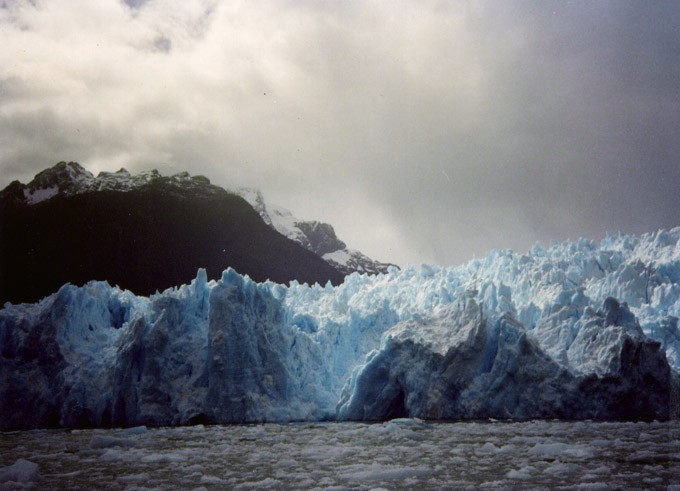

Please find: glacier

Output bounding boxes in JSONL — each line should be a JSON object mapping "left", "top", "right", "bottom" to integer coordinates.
{"left": 1, "top": 228, "right": 680, "bottom": 429}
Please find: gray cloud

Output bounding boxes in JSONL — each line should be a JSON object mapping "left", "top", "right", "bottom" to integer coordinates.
{"left": 1, "top": 0, "right": 679, "bottom": 267}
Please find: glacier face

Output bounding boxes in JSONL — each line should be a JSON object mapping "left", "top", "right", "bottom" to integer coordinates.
{"left": 1, "top": 228, "right": 680, "bottom": 429}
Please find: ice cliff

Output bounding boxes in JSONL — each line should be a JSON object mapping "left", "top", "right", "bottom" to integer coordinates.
{"left": 2, "top": 228, "right": 680, "bottom": 429}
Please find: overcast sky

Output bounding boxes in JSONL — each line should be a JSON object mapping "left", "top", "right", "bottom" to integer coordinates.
{"left": 2, "top": 1, "right": 679, "bottom": 267}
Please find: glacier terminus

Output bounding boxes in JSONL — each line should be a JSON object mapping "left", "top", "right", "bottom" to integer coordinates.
{"left": 1, "top": 228, "right": 680, "bottom": 429}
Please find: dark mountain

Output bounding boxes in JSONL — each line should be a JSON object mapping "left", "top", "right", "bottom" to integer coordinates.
{"left": 296, "top": 221, "right": 347, "bottom": 256}
{"left": 0, "top": 162, "right": 344, "bottom": 304}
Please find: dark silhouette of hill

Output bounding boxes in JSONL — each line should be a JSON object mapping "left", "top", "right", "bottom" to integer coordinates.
{"left": 0, "top": 166, "right": 344, "bottom": 304}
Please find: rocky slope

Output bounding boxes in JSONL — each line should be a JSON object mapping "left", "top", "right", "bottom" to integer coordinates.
{"left": 233, "top": 188, "right": 395, "bottom": 276}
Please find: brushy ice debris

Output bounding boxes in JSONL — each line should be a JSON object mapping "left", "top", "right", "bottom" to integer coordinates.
{"left": 89, "top": 435, "right": 138, "bottom": 449}
{"left": 121, "top": 425, "right": 148, "bottom": 436}
{"left": 3, "top": 420, "right": 677, "bottom": 489}
{"left": 1, "top": 228, "right": 680, "bottom": 428}
{"left": 338, "top": 462, "right": 433, "bottom": 481}
{"left": 0, "top": 459, "right": 41, "bottom": 484}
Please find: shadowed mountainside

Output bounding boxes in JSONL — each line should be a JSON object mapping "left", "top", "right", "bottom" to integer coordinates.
{"left": 0, "top": 166, "right": 344, "bottom": 304}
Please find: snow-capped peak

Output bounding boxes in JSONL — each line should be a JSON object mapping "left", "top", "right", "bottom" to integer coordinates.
{"left": 23, "top": 161, "right": 94, "bottom": 203}
{"left": 232, "top": 186, "right": 396, "bottom": 275}
{"left": 233, "top": 187, "right": 308, "bottom": 245}
{"left": 16, "top": 162, "right": 217, "bottom": 204}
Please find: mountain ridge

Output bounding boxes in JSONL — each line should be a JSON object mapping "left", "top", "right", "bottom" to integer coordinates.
{"left": 1, "top": 161, "right": 232, "bottom": 205}
{"left": 232, "top": 187, "right": 396, "bottom": 275}
{"left": 1, "top": 161, "right": 395, "bottom": 277}
{"left": 0, "top": 161, "right": 345, "bottom": 304}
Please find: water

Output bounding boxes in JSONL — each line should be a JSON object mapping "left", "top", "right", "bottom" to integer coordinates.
{"left": 1, "top": 420, "right": 679, "bottom": 490}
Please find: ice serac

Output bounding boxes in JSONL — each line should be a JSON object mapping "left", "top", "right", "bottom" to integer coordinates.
{"left": 202, "top": 268, "right": 329, "bottom": 423}
{"left": 0, "top": 269, "right": 336, "bottom": 429}
{"left": 1, "top": 227, "right": 680, "bottom": 429}
{"left": 110, "top": 274, "right": 208, "bottom": 427}
{"left": 0, "top": 281, "right": 138, "bottom": 429}
{"left": 337, "top": 298, "right": 669, "bottom": 421}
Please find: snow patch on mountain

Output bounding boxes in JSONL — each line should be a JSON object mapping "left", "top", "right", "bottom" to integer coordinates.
{"left": 14, "top": 161, "right": 220, "bottom": 204}
{"left": 233, "top": 187, "right": 308, "bottom": 245}
{"left": 323, "top": 249, "right": 353, "bottom": 266}
{"left": 23, "top": 186, "right": 58, "bottom": 204}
